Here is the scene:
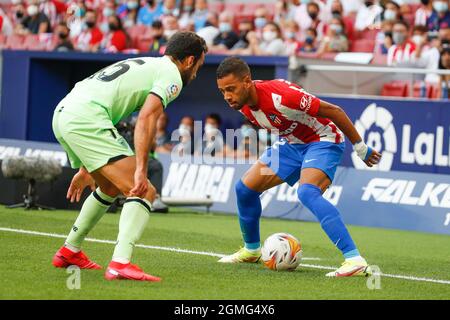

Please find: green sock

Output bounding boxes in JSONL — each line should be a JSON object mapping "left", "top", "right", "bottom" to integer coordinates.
{"left": 65, "top": 188, "right": 116, "bottom": 249}
{"left": 112, "top": 197, "right": 152, "bottom": 263}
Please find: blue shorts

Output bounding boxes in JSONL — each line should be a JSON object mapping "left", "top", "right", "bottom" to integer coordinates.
{"left": 259, "top": 140, "right": 345, "bottom": 186}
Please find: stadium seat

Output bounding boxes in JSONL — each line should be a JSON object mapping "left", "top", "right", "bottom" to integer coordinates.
{"left": 356, "top": 28, "right": 379, "bottom": 41}
{"left": 23, "top": 34, "right": 45, "bottom": 51}
{"left": 208, "top": 2, "right": 224, "bottom": 13}
{"left": 381, "top": 81, "right": 408, "bottom": 97}
{"left": 224, "top": 3, "right": 244, "bottom": 15}
{"left": 371, "top": 53, "right": 387, "bottom": 65}
{"left": 127, "top": 25, "right": 150, "bottom": 49}
{"left": 0, "top": 34, "right": 6, "bottom": 46}
{"left": 351, "top": 39, "right": 375, "bottom": 53}
{"left": 137, "top": 36, "right": 152, "bottom": 53}
{"left": 4, "top": 34, "right": 25, "bottom": 50}
{"left": 412, "top": 81, "right": 433, "bottom": 98}
{"left": 242, "top": 3, "right": 266, "bottom": 15}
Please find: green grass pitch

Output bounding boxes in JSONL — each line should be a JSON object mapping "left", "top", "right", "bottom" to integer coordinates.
{"left": 0, "top": 206, "right": 449, "bottom": 299}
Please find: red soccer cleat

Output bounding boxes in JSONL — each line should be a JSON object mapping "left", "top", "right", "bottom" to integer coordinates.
{"left": 104, "top": 261, "right": 161, "bottom": 282}
{"left": 52, "top": 246, "right": 102, "bottom": 270}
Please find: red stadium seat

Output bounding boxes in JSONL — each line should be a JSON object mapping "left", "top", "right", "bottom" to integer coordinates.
{"left": 381, "top": 81, "right": 408, "bottom": 97}
{"left": 127, "top": 25, "right": 150, "bottom": 48}
{"left": 137, "top": 36, "right": 152, "bottom": 53}
{"left": 412, "top": 81, "right": 433, "bottom": 98}
{"left": 0, "top": 34, "right": 6, "bottom": 46}
{"left": 5, "top": 34, "right": 25, "bottom": 50}
{"left": 356, "top": 28, "right": 379, "bottom": 41}
{"left": 371, "top": 53, "right": 387, "bottom": 65}
{"left": 23, "top": 34, "right": 45, "bottom": 51}
{"left": 242, "top": 3, "right": 265, "bottom": 15}
{"left": 224, "top": 3, "right": 244, "bottom": 14}
{"left": 351, "top": 39, "right": 375, "bottom": 53}
{"left": 208, "top": 2, "right": 224, "bottom": 14}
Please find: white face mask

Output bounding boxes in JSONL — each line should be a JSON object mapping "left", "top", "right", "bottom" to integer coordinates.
{"left": 263, "top": 30, "right": 278, "bottom": 42}
{"left": 204, "top": 123, "right": 219, "bottom": 135}
{"left": 412, "top": 34, "right": 424, "bottom": 46}
{"left": 27, "top": 5, "right": 38, "bottom": 16}
{"left": 164, "top": 29, "right": 177, "bottom": 39}
{"left": 178, "top": 124, "right": 191, "bottom": 136}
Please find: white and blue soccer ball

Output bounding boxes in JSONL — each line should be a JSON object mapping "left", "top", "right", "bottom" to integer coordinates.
{"left": 261, "top": 233, "right": 303, "bottom": 271}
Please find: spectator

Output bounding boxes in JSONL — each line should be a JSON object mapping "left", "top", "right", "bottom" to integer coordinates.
{"left": 122, "top": 0, "right": 140, "bottom": 28}
{"left": 274, "top": 0, "right": 290, "bottom": 26}
{"left": 383, "top": 1, "right": 403, "bottom": 22}
{"left": 148, "top": 20, "right": 167, "bottom": 54}
{"left": 156, "top": 0, "right": 179, "bottom": 21}
{"left": 196, "top": 113, "right": 233, "bottom": 158}
{"left": 192, "top": 0, "right": 209, "bottom": 31}
{"left": 196, "top": 12, "right": 219, "bottom": 46}
{"left": 21, "top": 0, "right": 51, "bottom": 34}
{"left": 229, "top": 20, "right": 254, "bottom": 51}
{"left": 330, "top": 0, "right": 355, "bottom": 41}
{"left": 178, "top": 0, "right": 196, "bottom": 30}
{"left": 53, "top": 22, "right": 74, "bottom": 52}
{"left": 211, "top": 12, "right": 239, "bottom": 51}
{"left": 99, "top": 0, "right": 116, "bottom": 33}
{"left": 294, "top": 0, "right": 330, "bottom": 35}
{"left": 283, "top": 20, "right": 301, "bottom": 55}
{"left": 354, "top": 0, "right": 383, "bottom": 31}
{"left": 155, "top": 112, "right": 173, "bottom": 154}
{"left": 427, "top": 0, "right": 450, "bottom": 31}
{"left": 172, "top": 116, "right": 195, "bottom": 157}
{"left": 12, "top": 0, "right": 27, "bottom": 27}
{"left": 326, "top": 0, "right": 363, "bottom": 17}
{"left": 100, "top": 14, "right": 128, "bottom": 52}
{"left": 39, "top": 0, "right": 58, "bottom": 27}
{"left": 387, "top": 20, "right": 416, "bottom": 66}
{"left": 245, "top": 22, "right": 287, "bottom": 56}
{"left": 162, "top": 14, "right": 180, "bottom": 40}
{"left": 438, "top": 45, "right": 450, "bottom": 98}
{"left": 0, "top": 6, "right": 13, "bottom": 36}
{"left": 235, "top": 120, "right": 259, "bottom": 160}
{"left": 412, "top": 25, "right": 441, "bottom": 83}
{"left": 317, "top": 17, "right": 349, "bottom": 54}
{"left": 415, "top": 0, "right": 434, "bottom": 26}
{"left": 301, "top": 2, "right": 327, "bottom": 40}
{"left": 137, "top": 0, "right": 158, "bottom": 26}
{"left": 67, "top": 0, "right": 87, "bottom": 38}
{"left": 75, "top": 9, "right": 103, "bottom": 52}
{"left": 253, "top": 6, "right": 270, "bottom": 37}
{"left": 375, "top": 20, "right": 394, "bottom": 54}
{"left": 299, "top": 27, "right": 319, "bottom": 52}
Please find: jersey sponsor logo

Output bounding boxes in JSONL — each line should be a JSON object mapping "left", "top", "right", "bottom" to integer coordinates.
{"left": 279, "top": 122, "right": 298, "bottom": 136}
{"left": 166, "top": 84, "right": 180, "bottom": 99}
{"left": 299, "top": 94, "right": 312, "bottom": 113}
{"left": 352, "top": 103, "right": 450, "bottom": 172}
{"left": 361, "top": 178, "right": 450, "bottom": 209}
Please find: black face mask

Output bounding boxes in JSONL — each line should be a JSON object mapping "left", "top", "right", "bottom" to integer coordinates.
{"left": 147, "top": 0, "right": 154, "bottom": 6}
{"left": 85, "top": 21, "right": 95, "bottom": 29}
{"left": 16, "top": 11, "right": 24, "bottom": 19}
{"left": 421, "top": 0, "right": 430, "bottom": 5}
{"left": 384, "top": 31, "right": 393, "bottom": 38}
{"left": 308, "top": 11, "right": 318, "bottom": 20}
{"left": 239, "top": 30, "right": 250, "bottom": 40}
{"left": 331, "top": 10, "right": 342, "bottom": 18}
{"left": 365, "top": 1, "right": 373, "bottom": 7}
{"left": 108, "top": 23, "right": 118, "bottom": 31}
{"left": 58, "top": 32, "right": 68, "bottom": 40}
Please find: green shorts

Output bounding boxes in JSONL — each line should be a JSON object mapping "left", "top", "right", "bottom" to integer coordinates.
{"left": 52, "top": 103, "right": 134, "bottom": 173}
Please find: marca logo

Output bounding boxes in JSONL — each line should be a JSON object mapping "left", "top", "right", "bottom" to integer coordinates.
{"left": 352, "top": 103, "right": 397, "bottom": 171}
{"left": 353, "top": 103, "right": 450, "bottom": 171}
{"left": 362, "top": 178, "right": 450, "bottom": 208}
{"left": 162, "top": 162, "right": 234, "bottom": 202}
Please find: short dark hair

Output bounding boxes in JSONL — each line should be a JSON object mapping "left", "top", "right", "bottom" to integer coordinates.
{"left": 152, "top": 20, "right": 163, "bottom": 29}
{"left": 216, "top": 56, "right": 251, "bottom": 79}
{"left": 165, "top": 31, "right": 208, "bottom": 63}
{"left": 307, "top": 2, "right": 320, "bottom": 11}
{"left": 394, "top": 19, "right": 409, "bottom": 30}
{"left": 206, "top": 113, "right": 222, "bottom": 126}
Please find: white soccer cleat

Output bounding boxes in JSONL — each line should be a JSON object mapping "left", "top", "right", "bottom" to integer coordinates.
{"left": 326, "top": 257, "right": 372, "bottom": 277}
{"left": 218, "top": 247, "right": 261, "bottom": 264}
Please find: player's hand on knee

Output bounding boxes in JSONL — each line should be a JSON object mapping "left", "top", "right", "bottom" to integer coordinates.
{"left": 353, "top": 141, "right": 382, "bottom": 168}
{"left": 67, "top": 169, "right": 96, "bottom": 203}
{"left": 129, "top": 170, "right": 148, "bottom": 198}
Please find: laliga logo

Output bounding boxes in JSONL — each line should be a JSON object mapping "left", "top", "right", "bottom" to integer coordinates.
{"left": 352, "top": 103, "right": 397, "bottom": 171}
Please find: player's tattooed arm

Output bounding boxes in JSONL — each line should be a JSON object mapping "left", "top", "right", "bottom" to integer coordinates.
{"left": 130, "top": 94, "right": 164, "bottom": 197}
{"left": 316, "top": 100, "right": 382, "bottom": 167}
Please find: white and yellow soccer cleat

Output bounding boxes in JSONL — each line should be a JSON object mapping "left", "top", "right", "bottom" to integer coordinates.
{"left": 326, "top": 258, "right": 373, "bottom": 277}
{"left": 218, "top": 247, "right": 261, "bottom": 264}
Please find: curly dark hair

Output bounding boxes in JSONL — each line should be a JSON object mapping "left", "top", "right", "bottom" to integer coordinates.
{"left": 216, "top": 56, "right": 251, "bottom": 79}
{"left": 165, "top": 31, "right": 208, "bottom": 64}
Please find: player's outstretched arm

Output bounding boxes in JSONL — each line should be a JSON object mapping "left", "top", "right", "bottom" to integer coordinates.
{"left": 316, "top": 100, "right": 381, "bottom": 167}
{"left": 67, "top": 166, "right": 96, "bottom": 203}
{"left": 130, "top": 94, "right": 164, "bottom": 197}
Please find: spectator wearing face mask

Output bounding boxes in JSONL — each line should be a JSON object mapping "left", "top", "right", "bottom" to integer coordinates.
{"left": 123, "top": 0, "right": 140, "bottom": 29}
{"left": 147, "top": 20, "right": 167, "bottom": 54}
{"left": 387, "top": 20, "right": 416, "bottom": 66}
{"left": 318, "top": 17, "right": 349, "bottom": 54}
{"left": 438, "top": 45, "right": 450, "bottom": 98}
{"left": 229, "top": 20, "right": 254, "bottom": 52}
{"left": 100, "top": 14, "right": 129, "bottom": 52}
{"left": 178, "top": 0, "right": 196, "bottom": 30}
{"left": 99, "top": 0, "right": 116, "bottom": 33}
{"left": 375, "top": 20, "right": 394, "bottom": 54}
{"left": 172, "top": 116, "right": 195, "bottom": 157}
{"left": 12, "top": 0, "right": 27, "bottom": 28}
{"left": 300, "top": 27, "right": 318, "bottom": 52}
{"left": 326, "top": 0, "right": 363, "bottom": 17}
{"left": 294, "top": 0, "right": 330, "bottom": 36}
{"left": 283, "top": 20, "right": 302, "bottom": 56}
{"left": 21, "top": 0, "right": 51, "bottom": 34}
{"left": 155, "top": 0, "right": 180, "bottom": 21}
{"left": 75, "top": 9, "right": 103, "bottom": 52}
{"left": 68, "top": 1, "right": 87, "bottom": 38}
{"left": 415, "top": 0, "right": 434, "bottom": 26}
{"left": 137, "top": 0, "right": 158, "bottom": 26}
{"left": 355, "top": 0, "right": 383, "bottom": 31}
{"left": 192, "top": 0, "right": 209, "bottom": 31}
{"left": 245, "top": 22, "right": 287, "bottom": 56}
{"left": 329, "top": 0, "right": 354, "bottom": 42}
{"left": 383, "top": 1, "right": 403, "bottom": 23}
{"left": 236, "top": 120, "right": 259, "bottom": 160}
{"left": 196, "top": 12, "right": 220, "bottom": 46}
{"left": 162, "top": 14, "right": 180, "bottom": 40}
{"left": 300, "top": 2, "right": 327, "bottom": 41}
{"left": 253, "top": 6, "right": 270, "bottom": 38}
{"left": 411, "top": 25, "right": 441, "bottom": 83}
{"left": 53, "top": 22, "right": 74, "bottom": 51}
{"left": 196, "top": 113, "right": 233, "bottom": 158}
{"left": 211, "top": 12, "right": 239, "bottom": 51}
{"left": 427, "top": 0, "right": 450, "bottom": 31}
{"left": 39, "top": 0, "right": 58, "bottom": 27}
{"left": 154, "top": 112, "right": 173, "bottom": 154}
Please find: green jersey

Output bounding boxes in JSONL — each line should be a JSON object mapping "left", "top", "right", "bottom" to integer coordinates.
{"left": 59, "top": 56, "right": 183, "bottom": 125}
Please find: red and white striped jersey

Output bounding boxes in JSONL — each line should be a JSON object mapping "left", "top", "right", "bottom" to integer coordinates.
{"left": 240, "top": 79, "right": 344, "bottom": 144}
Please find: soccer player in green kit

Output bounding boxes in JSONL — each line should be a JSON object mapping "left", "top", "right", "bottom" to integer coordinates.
{"left": 51, "top": 32, "right": 207, "bottom": 282}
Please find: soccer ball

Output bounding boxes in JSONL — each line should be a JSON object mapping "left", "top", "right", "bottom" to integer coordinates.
{"left": 261, "top": 233, "right": 302, "bottom": 271}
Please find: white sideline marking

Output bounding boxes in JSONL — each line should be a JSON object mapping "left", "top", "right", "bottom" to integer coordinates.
{"left": 1, "top": 227, "right": 450, "bottom": 285}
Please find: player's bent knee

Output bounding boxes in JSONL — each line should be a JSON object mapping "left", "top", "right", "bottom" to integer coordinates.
{"left": 297, "top": 183, "right": 321, "bottom": 208}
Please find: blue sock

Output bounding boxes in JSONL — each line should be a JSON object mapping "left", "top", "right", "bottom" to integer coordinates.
{"left": 235, "top": 179, "right": 262, "bottom": 250}
{"left": 297, "top": 184, "right": 359, "bottom": 258}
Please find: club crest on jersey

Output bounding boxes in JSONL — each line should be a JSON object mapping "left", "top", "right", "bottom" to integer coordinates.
{"left": 269, "top": 114, "right": 282, "bottom": 124}
{"left": 166, "top": 84, "right": 180, "bottom": 99}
